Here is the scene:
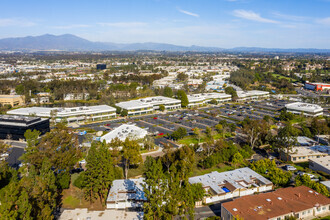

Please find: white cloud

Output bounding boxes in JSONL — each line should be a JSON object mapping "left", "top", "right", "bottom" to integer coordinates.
{"left": 98, "top": 22, "right": 147, "bottom": 28}
{"left": 0, "top": 18, "right": 36, "bottom": 27}
{"left": 316, "top": 17, "right": 330, "bottom": 25}
{"left": 177, "top": 8, "right": 200, "bottom": 17}
{"left": 272, "top": 12, "right": 307, "bottom": 22}
{"left": 52, "top": 24, "right": 90, "bottom": 29}
{"left": 233, "top": 10, "right": 279, "bottom": 23}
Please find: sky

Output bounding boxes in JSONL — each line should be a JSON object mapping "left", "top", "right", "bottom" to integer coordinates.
{"left": 0, "top": 0, "right": 329, "bottom": 48}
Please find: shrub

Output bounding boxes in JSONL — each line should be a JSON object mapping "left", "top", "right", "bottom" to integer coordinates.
{"left": 56, "top": 171, "right": 71, "bottom": 189}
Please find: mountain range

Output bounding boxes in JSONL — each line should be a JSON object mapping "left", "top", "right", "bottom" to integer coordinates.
{"left": 0, "top": 34, "right": 329, "bottom": 53}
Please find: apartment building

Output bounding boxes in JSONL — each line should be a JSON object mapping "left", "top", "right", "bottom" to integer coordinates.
{"left": 280, "top": 146, "right": 328, "bottom": 163}
{"left": 221, "top": 186, "right": 330, "bottom": 220}
{"left": 188, "top": 167, "right": 273, "bottom": 205}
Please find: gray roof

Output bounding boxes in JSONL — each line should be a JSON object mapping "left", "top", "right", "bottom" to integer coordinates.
{"left": 107, "top": 178, "right": 147, "bottom": 203}
{"left": 188, "top": 167, "right": 273, "bottom": 195}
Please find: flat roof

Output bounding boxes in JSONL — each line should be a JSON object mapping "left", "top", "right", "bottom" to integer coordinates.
{"left": 0, "top": 95, "right": 22, "bottom": 99}
{"left": 188, "top": 167, "right": 272, "bottom": 195}
{"left": 116, "top": 96, "right": 181, "bottom": 110}
{"left": 7, "top": 105, "right": 116, "bottom": 117}
{"left": 100, "top": 124, "right": 148, "bottom": 142}
{"left": 236, "top": 90, "right": 269, "bottom": 98}
{"left": 285, "top": 102, "right": 323, "bottom": 113}
{"left": 188, "top": 93, "right": 231, "bottom": 103}
{"left": 309, "top": 155, "right": 330, "bottom": 169}
{"left": 289, "top": 146, "right": 328, "bottom": 157}
{"left": 222, "top": 186, "right": 330, "bottom": 220}
{"left": 0, "top": 114, "right": 48, "bottom": 126}
{"left": 106, "top": 178, "right": 147, "bottom": 203}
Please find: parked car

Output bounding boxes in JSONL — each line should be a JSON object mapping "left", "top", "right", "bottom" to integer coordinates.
{"left": 285, "top": 165, "right": 297, "bottom": 171}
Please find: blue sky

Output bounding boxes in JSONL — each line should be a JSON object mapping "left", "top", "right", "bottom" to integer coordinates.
{"left": 0, "top": 0, "right": 329, "bottom": 48}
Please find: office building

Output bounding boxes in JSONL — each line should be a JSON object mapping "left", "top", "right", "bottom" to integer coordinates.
{"left": 116, "top": 96, "right": 181, "bottom": 116}
{"left": 100, "top": 124, "right": 148, "bottom": 143}
{"left": 187, "top": 93, "right": 232, "bottom": 108}
{"left": 236, "top": 90, "right": 270, "bottom": 102}
{"left": 309, "top": 156, "right": 330, "bottom": 174}
{"left": 188, "top": 167, "right": 273, "bottom": 205}
{"left": 285, "top": 102, "right": 323, "bottom": 117}
{"left": 0, "top": 115, "right": 49, "bottom": 140}
{"left": 305, "top": 82, "right": 330, "bottom": 91}
{"left": 7, "top": 105, "right": 116, "bottom": 123}
{"left": 0, "top": 95, "right": 24, "bottom": 107}
{"left": 221, "top": 186, "right": 330, "bottom": 220}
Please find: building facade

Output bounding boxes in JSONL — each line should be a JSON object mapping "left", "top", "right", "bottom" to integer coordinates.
{"left": 187, "top": 93, "right": 232, "bottom": 108}
{"left": 0, "top": 115, "right": 49, "bottom": 140}
{"left": 305, "top": 82, "right": 330, "bottom": 91}
{"left": 0, "top": 95, "right": 25, "bottom": 107}
{"left": 281, "top": 146, "right": 328, "bottom": 163}
{"left": 7, "top": 105, "right": 116, "bottom": 123}
{"left": 236, "top": 90, "right": 270, "bottom": 102}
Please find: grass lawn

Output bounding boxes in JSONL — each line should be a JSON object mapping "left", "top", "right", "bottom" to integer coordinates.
{"left": 127, "top": 164, "right": 144, "bottom": 178}
{"left": 313, "top": 217, "right": 330, "bottom": 220}
{"left": 178, "top": 133, "right": 229, "bottom": 145}
{"left": 62, "top": 184, "right": 104, "bottom": 210}
{"left": 271, "top": 73, "right": 297, "bottom": 82}
{"left": 140, "top": 146, "right": 159, "bottom": 154}
{"left": 191, "top": 164, "right": 235, "bottom": 177}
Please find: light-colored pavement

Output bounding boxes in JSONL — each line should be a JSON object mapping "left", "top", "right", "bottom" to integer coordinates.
{"left": 59, "top": 209, "right": 143, "bottom": 220}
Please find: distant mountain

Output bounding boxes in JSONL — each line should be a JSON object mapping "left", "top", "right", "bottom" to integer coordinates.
{"left": 0, "top": 34, "right": 328, "bottom": 53}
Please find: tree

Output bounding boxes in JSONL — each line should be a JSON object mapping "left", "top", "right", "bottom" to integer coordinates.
{"left": 177, "top": 90, "right": 189, "bottom": 108}
{"left": 122, "top": 138, "right": 142, "bottom": 179}
{"left": 120, "top": 109, "right": 128, "bottom": 117}
{"left": 159, "top": 104, "right": 165, "bottom": 112}
{"left": 21, "top": 123, "right": 82, "bottom": 172}
{"left": 170, "top": 127, "right": 187, "bottom": 140}
{"left": 205, "top": 127, "right": 213, "bottom": 140}
{"left": 24, "top": 129, "right": 41, "bottom": 148}
{"left": 311, "top": 118, "right": 329, "bottom": 143}
{"left": 177, "top": 72, "right": 188, "bottom": 82}
{"left": 142, "top": 135, "right": 155, "bottom": 151}
{"left": 232, "top": 152, "right": 243, "bottom": 168}
{"left": 224, "top": 87, "right": 237, "bottom": 100}
{"left": 276, "top": 123, "right": 299, "bottom": 161}
{"left": 163, "top": 86, "right": 173, "bottom": 98}
{"left": 241, "top": 119, "right": 263, "bottom": 149}
{"left": 84, "top": 142, "right": 117, "bottom": 204}
{"left": 193, "top": 127, "right": 202, "bottom": 143}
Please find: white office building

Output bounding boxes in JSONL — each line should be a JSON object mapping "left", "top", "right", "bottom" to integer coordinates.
{"left": 188, "top": 167, "right": 273, "bottom": 205}
{"left": 116, "top": 96, "right": 181, "bottom": 116}
{"left": 236, "top": 90, "right": 270, "bottom": 102}
{"left": 187, "top": 93, "right": 232, "bottom": 108}
{"left": 285, "top": 102, "right": 323, "bottom": 117}
{"left": 7, "top": 105, "right": 116, "bottom": 123}
{"left": 106, "top": 178, "right": 147, "bottom": 210}
{"left": 100, "top": 124, "right": 148, "bottom": 143}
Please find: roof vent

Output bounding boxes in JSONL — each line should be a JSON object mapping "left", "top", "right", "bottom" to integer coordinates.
{"left": 233, "top": 208, "right": 237, "bottom": 211}
{"left": 308, "top": 190, "right": 313, "bottom": 193}
{"left": 278, "top": 197, "right": 282, "bottom": 200}
{"left": 266, "top": 199, "right": 271, "bottom": 202}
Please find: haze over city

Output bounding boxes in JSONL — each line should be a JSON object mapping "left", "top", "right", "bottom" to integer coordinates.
{"left": 1, "top": 0, "right": 330, "bottom": 48}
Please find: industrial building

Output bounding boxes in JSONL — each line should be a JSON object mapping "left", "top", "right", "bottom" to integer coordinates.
{"left": 106, "top": 178, "right": 147, "bottom": 210}
{"left": 305, "top": 82, "right": 330, "bottom": 91}
{"left": 7, "top": 105, "right": 116, "bottom": 123}
{"left": 0, "top": 115, "right": 49, "bottom": 140}
{"left": 188, "top": 167, "right": 273, "bottom": 204}
{"left": 221, "top": 186, "right": 330, "bottom": 220}
{"left": 285, "top": 102, "right": 323, "bottom": 117}
{"left": 116, "top": 96, "right": 181, "bottom": 116}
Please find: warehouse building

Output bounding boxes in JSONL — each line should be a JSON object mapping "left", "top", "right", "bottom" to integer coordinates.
{"left": 285, "top": 102, "right": 323, "bottom": 117}
{"left": 305, "top": 82, "right": 330, "bottom": 91}
{"left": 0, "top": 115, "right": 49, "bottom": 140}
{"left": 188, "top": 167, "right": 273, "bottom": 204}
{"left": 7, "top": 105, "right": 116, "bottom": 123}
{"left": 221, "top": 186, "right": 330, "bottom": 220}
